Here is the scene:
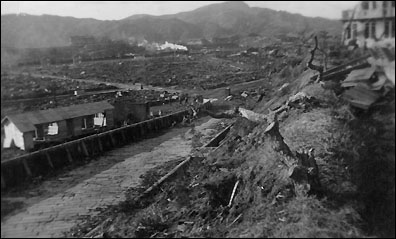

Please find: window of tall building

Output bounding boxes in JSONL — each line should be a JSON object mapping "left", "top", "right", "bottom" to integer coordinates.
{"left": 362, "top": 1, "right": 369, "bottom": 9}
{"left": 392, "top": 19, "right": 395, "bottom": 38}
{"left": 385, "top": 20, "right": 390, "bottom": 38}
{"left": 383, "top": 1, "right": 388, "bottom": 8}
{"left": 371, "top": 21, "right": 376, "bottom": 38}
{"left": 352, "top": 23, "right": 358, "bottom": 39}
{"left": 372, "top": 1, "right": 377, "bottom": 9}
{"left": 346, "top": 27, "right": 351, "bottom": 39}
{"left": 365, "top": 22, "right": 370, "bottom": 38}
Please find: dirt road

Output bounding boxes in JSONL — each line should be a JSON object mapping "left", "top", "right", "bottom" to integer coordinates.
{"left": 1, "top": 117, "right": 223, "bottom": 238}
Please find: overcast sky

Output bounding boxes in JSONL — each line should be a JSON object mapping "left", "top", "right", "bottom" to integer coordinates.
{"left": 1, "top": 1, "right": 359, "bottom": 20}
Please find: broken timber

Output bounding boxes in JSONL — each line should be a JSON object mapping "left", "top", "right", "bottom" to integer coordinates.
{"left": 311, "top": 55, "right": 370, "bottom": 82}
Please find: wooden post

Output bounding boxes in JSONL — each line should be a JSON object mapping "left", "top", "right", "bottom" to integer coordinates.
{"left": 97, "top": 136, "right": 103, "bottom": 152}
{"left": 65, "top": 147, "right": 73, "bottom": 163}
{"left": 1, "top": 175, "right": 6, "bottom": 189}
{"left": 130, "top": 127, "right": 136, "bottom": 141}
{"left": 140, "top": 124, "right": 145, "bottom": 136}
{"left": 45, "top": 151, "right": 54, "bottom": 169}
{"left": 121, "top": 130, "right": 126, "bottom": 142}
{"left": 109, "top": 133, "right": 116, "bottom": 147}
{"left": 81, "top": 141, "right": 90, "bottom": 157}
{"left": 22, "top": 158, "right": 32, "bottom": 177}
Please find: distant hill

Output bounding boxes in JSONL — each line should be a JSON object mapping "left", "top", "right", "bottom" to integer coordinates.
{"left": 1, "top": 1, "right": 342, "bottom": 48}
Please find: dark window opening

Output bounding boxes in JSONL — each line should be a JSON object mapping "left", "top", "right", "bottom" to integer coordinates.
{"left": 392, "top": 19, "right": 395, "bottom": 38}
{"left": 352, "top": 23, "right": 358, "bottom": 39}
{"left": 346, "top": 27, "right": 351, "bottom": 39}
{"left": 385, "top": 21, "right": 390, "bottom": 38}
{"left": 362, "top": 1, "right": 369, "bottom": 9}
{"left": 82, "top": 118, "right": 87, "bottom": 129}
{"left": 371, "top": 21, "right": 376, "bottom": 38}
{"left": 365, "top": 22, "right": 370, "bottom": 38}
{"left": 372, "top": 1, "right": 377, "bottom": 9}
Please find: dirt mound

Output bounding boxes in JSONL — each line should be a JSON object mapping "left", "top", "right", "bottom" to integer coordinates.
{"left": 280, "top": 108, "right": 350, "bottom": 156}
{"left": 88, "top": 114, "right": 363, "bottom": 238}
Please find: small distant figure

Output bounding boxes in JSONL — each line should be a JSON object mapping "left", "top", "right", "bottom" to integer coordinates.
{"left": 141, "top": 84, "right": 144, "bottom": 90}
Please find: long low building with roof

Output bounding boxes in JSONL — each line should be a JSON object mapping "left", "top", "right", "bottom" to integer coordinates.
{"left": 1, "top": 101, "right": 114, "bottom": 151}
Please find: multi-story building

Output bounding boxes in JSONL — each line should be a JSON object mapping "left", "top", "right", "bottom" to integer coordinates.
{"left": 341, "top": 1, "right": 395, "bottom": 48}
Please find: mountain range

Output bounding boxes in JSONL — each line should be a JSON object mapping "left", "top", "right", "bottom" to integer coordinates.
{"left": 1, "top": 1, "right": 342, "bottom": 49}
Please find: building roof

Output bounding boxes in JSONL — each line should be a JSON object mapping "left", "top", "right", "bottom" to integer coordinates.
{"left": 1, "top": 101, "right": 114, "bottom": 133}
{"left": 56, "top": 101, "right": 114, "bottom": 119}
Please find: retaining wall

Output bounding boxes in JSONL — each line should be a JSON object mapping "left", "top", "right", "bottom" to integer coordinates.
{"left": 1, "top": 109, "right": 192, "bottom": 190}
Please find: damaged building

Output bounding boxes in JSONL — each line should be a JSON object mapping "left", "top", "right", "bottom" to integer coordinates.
{"left": 1, "top": 101, "right": 114, "bottom": 151}
{"left": 342, "top": 1, "right": 395, "bottom": 48}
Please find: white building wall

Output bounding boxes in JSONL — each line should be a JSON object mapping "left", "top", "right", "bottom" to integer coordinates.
{"left": 342, "top": 1, "right": 395, "bottom": 48}
{"left": 3, "top": 121, "right": 26, "bottom": 150}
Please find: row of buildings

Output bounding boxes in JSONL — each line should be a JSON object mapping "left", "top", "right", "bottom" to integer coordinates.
{"left": 2, "top": 100, "right": 150, "bottom": 151}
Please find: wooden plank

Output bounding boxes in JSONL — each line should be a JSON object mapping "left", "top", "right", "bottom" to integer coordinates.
{"left": 81, "top": 141, "right": 90, "bottom": 157}
{"left": 45, "top": 152, "right": 54, "bottom": 169}
{"left": 322, "top": 62, "right": 371, "bottom": 81}
{"left": 323, "top": 56, "right": 369, "bottom": 76}
{"left": 142, "top": 156, "right": 192, "bottom": 196}
{"left": 140, "top": 123, "right": 145, "bottom": 136}
{"left": 65, "top": 147, "right": 73, "bottom": 163}
{"left": 109, "top": 133, "right": 116, "bottom": 147}
{"left": 121, "top": 131, "right": 126, "bottom": 142}
{"left": 22, "top": 158, "right": 32, "bottom": 177}
{"left": 1, "top": 175, "right": 6, "bottom": 189}
{"left": 97, "top": 136, "right": 103, "bottom": 152}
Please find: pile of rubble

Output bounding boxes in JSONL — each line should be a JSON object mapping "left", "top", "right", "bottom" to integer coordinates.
{"left": 323, "top": 47, "right": 395, "bottom": 110}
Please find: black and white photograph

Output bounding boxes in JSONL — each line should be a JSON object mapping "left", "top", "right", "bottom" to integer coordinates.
{"left": 1, "top": 1, "right": 395, "bottom": 238}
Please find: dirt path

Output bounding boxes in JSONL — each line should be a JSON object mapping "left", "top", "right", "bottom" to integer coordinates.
{"left": 1, "top": 117, "right": 223, "bottom": 238}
